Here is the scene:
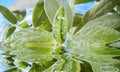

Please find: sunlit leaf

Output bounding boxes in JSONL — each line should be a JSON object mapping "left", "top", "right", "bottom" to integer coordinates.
{"left": 3, "top": 28, "right": 56, "bottom": 62}
{"left": 44, "top": 0, "right": 73, "bottom": 32}
{"left": 68, "top": 14, "right": 120, "bottom": 72}
{"left": 2, "top": 24, "right": 16, "bottom": 41}
{"left": 75, "top": 0, "right": 94, "bottom": 4}
{"left": 20, "top": 21, "right": 29, "bottom": 28}
{"left": 82, "top": 0, "right": 120, "bottom": 24}
{"left": 0, "top": 5, "right": 17, "bottom": 24}
{"left": 32, "top": 0, "right": 44, "bottom": 27}
{"left": 52, "top": 7, "right": 68, "bottom": 43}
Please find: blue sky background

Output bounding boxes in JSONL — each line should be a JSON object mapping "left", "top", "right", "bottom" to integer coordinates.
{"left": 0, "top": 0, "right": 94, "bottom": 71}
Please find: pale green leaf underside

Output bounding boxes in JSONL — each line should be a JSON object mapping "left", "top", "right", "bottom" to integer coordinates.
{"left": 3, "top": 28, "right": 56, "bottom": 62}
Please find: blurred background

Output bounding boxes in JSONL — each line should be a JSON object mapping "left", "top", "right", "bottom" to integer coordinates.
{"left": 0, "top": 0, "right": 94, "bottom": 71}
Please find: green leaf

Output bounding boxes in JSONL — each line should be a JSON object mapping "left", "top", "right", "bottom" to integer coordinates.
{"left": 20, "top": 21, "right": 29, "bottom": 28}
{"left": 83, "top": 14, "right": 120, "bottom": 29}
{"left": 13, "top": 9, "right": 26, "bottom": 22}
{"left": 61, "top": 58, "right": 81, "bottom": 72}
{"left": 73, "top": 13, "right": 82, "bottom": 27}
{"left": 4, "top": 68, "right": 22, "bottom": 72}
{"left": 44, "top": 0, "right": 73, "bottom": 32}
{"left": 43, "top": 55, "right": 81, "bottom": 72}
{"left": 75, "top": 0, "right": 93, "bottom": 4}
{"left": 82, "top": 0, "right": 120, "bottom": 24}
{"left": 80, "top": 60, "right": 93, "bottom": 72}
{"left": 32, "top": 0, "right": 44, "bottom": 27}
{"left": 106, "top": 40, "right": 120, "bottom": 49}
{"left": 32, "top": 0, "right": 52, "bottom": 30}
{"left": 68, "top": 27, "right": 120, "bottom": 72}
{"left": 68, "top": 20, "right": 120, "bottom": 72}
{"left": 3, "top": 28, "right": 55, "bottom": 62}
{"left": 29, "top": 63, "right": 41, "bottom": 72}
{"left": 68, "top": 14, "right": 120, "bottom": 72}
{"left": 2, "top": 24, "right": 16, "bottom": 41}
{"left": 18, "top": 61, "right": 30, "bottom": 69}
{"left": 43, "top": 57, "right": 65, "bottom": 72}
{"left": 52, "top": 7, "right": 67, "bottom": 43}
{"left": 73, "top": 14, "right": 83, "bottom": 34}
{"left": 0, "top": 5, "right": 17, "bottom": 24}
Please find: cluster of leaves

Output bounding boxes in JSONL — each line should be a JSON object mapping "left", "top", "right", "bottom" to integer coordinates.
{"left": 0, "top": 0, "right": 120, "bottom": 72}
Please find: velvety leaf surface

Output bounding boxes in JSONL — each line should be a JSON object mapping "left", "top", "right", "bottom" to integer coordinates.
{"left": 83, "top": 14, "right": 120, "bottom": 29}
{"left": 68, "top": 14, "right": 120, "bottom": 72}
{"left": 44, "top": 0, "right": 73, "bottom": 32}
{"left": 82, "top": 0, "right": 120, "bottom": 24}
{"left": 32, "top": 0, "right": 44, "bottom": 27}
{"left": 52, "top": 7, "right": 68, "bottom": 43}
{"left": 0, "top": 5, "right": 17, "bottom": 24}
{"left": 3, "top": 28, "right": 56, "bottom": 62}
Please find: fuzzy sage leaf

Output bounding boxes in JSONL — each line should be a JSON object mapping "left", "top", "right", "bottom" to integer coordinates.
{"left": 44, "top": 0, "right": 73, "bottom": 32}
{"left": 68, "top": 14, "right": 120, "bottom": 72}
{"left": 52, "top": 7, "right": 68, "bottom": 43}
{"left": 32, "top": 0, "right": 44, "bottom": 27}
{"left": 3, "top": 28, "right": 56, "bottom": 62}
{"left": 82, "top": 0, "right": 120, "bottom": 24}
{"left": 0, "top": 5, "right": 17, "bottom": 24}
